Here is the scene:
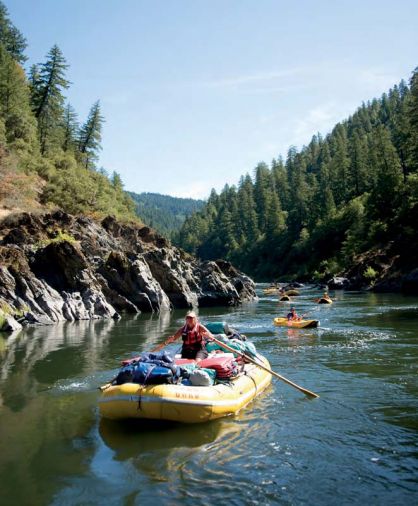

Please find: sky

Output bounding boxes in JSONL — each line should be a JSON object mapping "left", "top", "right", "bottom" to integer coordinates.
{"left": 7, "top": 0, "right": 418, "bottom": 198}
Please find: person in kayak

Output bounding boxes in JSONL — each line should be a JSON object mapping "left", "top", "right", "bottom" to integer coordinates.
{"left": 315, "top": 292, "right": 332, "bottom": 303}
{"left": 166, "top": 311, "right": 214, "bottom": 360}
{"left": 287, "top": 307, "right": 301, "bottom": 321}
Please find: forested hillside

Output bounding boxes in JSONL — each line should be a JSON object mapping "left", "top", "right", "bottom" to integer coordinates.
{"left": 176, "top": 70, "right": 418, "bottom": 282}
{"left": 129, "top": 192, "right": 204, "bottom": 238}
{"left": 0, "top": 2, "right": 136, "bottom": 221}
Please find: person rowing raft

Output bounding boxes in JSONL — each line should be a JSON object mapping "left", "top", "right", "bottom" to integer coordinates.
{"left": 165, "top": 311, "right": 214, "bottom": 361}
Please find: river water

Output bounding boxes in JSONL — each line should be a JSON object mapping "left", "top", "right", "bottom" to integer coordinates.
{"left": 0, "top": 285, "right": 417, "bottom": 505}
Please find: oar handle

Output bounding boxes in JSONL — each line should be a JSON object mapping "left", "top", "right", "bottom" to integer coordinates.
{"left": 207, "top": 335, "right": 319, "bottom": 399}
{"left": 150, "top": 335, "right": 177, "bottom": 353}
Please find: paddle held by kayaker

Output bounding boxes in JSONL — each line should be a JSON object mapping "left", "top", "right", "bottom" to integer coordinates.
{"left": 165, "top": 311, "right": 214, "bottom": 361}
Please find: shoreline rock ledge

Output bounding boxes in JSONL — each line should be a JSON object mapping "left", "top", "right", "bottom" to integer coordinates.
{"left": 0, "top": 211, "right": 256, "bottom": 332}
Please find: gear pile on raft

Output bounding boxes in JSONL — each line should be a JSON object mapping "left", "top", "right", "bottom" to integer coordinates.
{"left": 114, "top": 322, "right": 256, "bottom": 387}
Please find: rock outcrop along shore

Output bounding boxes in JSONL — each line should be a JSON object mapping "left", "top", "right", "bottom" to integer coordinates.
{"left": 0, "top": 211, "right": 256, "bottom": 332}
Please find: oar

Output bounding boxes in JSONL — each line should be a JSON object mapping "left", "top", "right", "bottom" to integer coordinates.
{"left": 207, "top": 334, "right": 319, "bottom": 399}
{"left": 299, "top": 310, "right": 314, "bottom": 320}
{"left": 298, "top": 305, "right": 321, "bottom": 320}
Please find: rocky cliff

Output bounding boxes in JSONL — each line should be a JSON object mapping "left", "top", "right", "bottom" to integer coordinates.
{"left": 0, "top": 211, "right": 256, "bottom": 332}
{"left": 326, "top": 238, "right": 418, "bottom": 294}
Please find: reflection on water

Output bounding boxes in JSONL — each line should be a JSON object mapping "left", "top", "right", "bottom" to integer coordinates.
{"left": 0, "top": 319, "right": 115, "bottom": 382}
{"left": 99, "top": 417, "right": 225, "bottom": 459}
{"left": 1, "top": 287, "right": 418, "bottom": 505}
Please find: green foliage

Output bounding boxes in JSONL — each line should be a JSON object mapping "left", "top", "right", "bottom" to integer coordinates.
{"left": 0, "top": 44, "right": 38, "bottom": 153}
{"left": 41, "top": 158, "right": 136, "bottom": 221}
{"left": 0, "top": 300, "right": 29, "bottom": 328}
{"left": 31, "top": 44, "right": 70, "bottom": 154}
{"left": 177, "top": 70, "right": 418, "bottom": 280}
{"left": 0, "top": 9, "right": 138, "bottom": 223}
{"left": 62, "top": 103, "right": 78, "bottom": 152}
{"left": 78, "top": 100, "right": 103, "bottom": 168}
{"left": 363, "top": 266, "right": 378, "bottom": 280}
{"left": 129, "top": 192, "right": 205, "bottom": 238}
{"left": 408, "top": 67, "right": 418, "bottom": 173}
{"left": 0, "top": 301, "right": 12, "bottom": 315}
{"left": 0, "top": 1, "right": 27, "bottom": 63}
{"left": 35, "top": 228, "right": 77, "bottom": 249}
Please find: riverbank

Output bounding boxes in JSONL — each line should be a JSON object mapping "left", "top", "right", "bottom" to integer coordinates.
{"left": 0, "top": 211, "right": 256, "bottom": 332}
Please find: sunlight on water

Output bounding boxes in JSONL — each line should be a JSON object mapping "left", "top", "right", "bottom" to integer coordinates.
{"left": 0, "top": 287, "right": 417, "bottom": 505}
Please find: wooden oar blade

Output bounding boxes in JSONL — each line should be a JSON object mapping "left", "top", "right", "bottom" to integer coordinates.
{"left": 207, "top": 334, "right": 320, "bottom": 399}
{"left": 299, "top": 388, "right": 319, "bottom": 399}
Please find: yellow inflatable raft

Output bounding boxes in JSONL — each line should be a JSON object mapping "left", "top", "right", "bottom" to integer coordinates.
{"left": 273, "top": 317, "right": 319, "bottom": 328}
{"left": 285, "top": 289, "right": 300, "bottom": 296}
{"left": 317, "top": 297, "right": 332, "bottom": 304}
{"left": 263, "top": 287, "right": 279, "bottom": 295}
{"left": 99, "top": 355, "right": 272, "bottom": 424}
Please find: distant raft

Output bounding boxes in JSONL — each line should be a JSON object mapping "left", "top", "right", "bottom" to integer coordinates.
{"left": 317, "top": 297, "right": 332, "bottom": 304}
{"left": 279, "top": 295, "right": 291, "bottom": 301}
{"left": 263, "top": 287, "right": 279, "bottom": 295}
{"left": 285, "top": 289, "right": 300, "bottom": 296}
{"left": 273, "top": 317, "right": 319, "bottom": 329}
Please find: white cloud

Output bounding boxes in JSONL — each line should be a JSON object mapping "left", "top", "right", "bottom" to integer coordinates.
{"left": 200, "top": 66, "right": 308, "bottom": 88}
{"left": 292, "top": 102, "right": 355, "bottom": 147}
{"left": 193, "top": 61, "right": 403, "bottom": 97}
{"left": 167, "top": 180, "right": 212, "bottom": 200}
{"left": 356, "top": 67, "right": 401, "bottom": 91}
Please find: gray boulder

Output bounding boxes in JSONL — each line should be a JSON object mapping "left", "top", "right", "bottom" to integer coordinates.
{"left": 0, "top": 314, "right": 22, "bottom": 332}
{"left": 327, "top": 276, "right": 350, "bottom": 290}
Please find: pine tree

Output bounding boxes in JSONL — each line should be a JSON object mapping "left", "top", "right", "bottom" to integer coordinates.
{"left": 62, "top": 103, "right": 78, "bottom": 152}
{"left": 286, "top": 149, "right": 309, "bottom": 237}
{"left": 219, "top": 207, "right": 236, "bottom": 254}
{"left": 28, "top": 64, "right": 40, "bottom": 101}
{"left": 271, "top": 157, "right": 289, "bottom": 210}
{"left": 407, "top": 68, "right": 418, "bottom": 173}
{"left": 254, "top": 162, "right": 272, "bottom": 232}
{"left": 329, "top": 124, "right": 350, "bottom": 204}
{"left": 31, "top": 45, "right": 70, "bottom": 154}
{"left": 78, "top": 100, "right": 104, "bottom": 169}
{"left": 0, "top": 44, "right": 37, "bottom": 152}
{"left": 367, "top": 125, "right": 403, "bottom": 220}
{"left": 111, "top": 171, "right": 123, "bottom": 191}
{"left": 265, "top": 189, "right": 286, "bottom": 238}
{"left": 349, "top": 130, "right": 368, "bottom": 196}
{"left": 239, "top": 174, "right": 259, "bottom": 244}
{"left": 0, "top": 1, "right": 27, "bottom": 63}
{"left": 387, "top": 84, "right": 410, "bottom": 181}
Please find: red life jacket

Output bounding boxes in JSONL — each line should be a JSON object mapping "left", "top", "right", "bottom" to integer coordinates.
{"left": 181, "top": 323, "right": 204, "bottom": 349}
